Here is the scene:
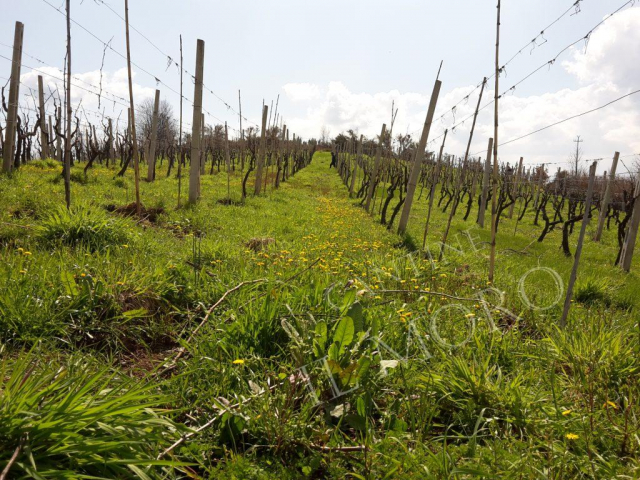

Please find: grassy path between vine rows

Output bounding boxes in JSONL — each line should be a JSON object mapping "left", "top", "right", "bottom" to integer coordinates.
{"left": 1, "top": 152, "right": 639, "bottom": 478}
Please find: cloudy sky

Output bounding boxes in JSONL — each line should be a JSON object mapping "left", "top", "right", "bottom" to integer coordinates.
{"left": 2, "top": 0, "right": 639, "bottom": 172}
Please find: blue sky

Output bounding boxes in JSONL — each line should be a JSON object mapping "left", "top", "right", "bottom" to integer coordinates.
{"left": 2, "top": 0, "right": 639, "bottom": 171}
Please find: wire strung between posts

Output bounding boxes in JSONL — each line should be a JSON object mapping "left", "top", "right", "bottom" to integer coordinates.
{"left": 422, "top": 0, "right": 637, "bottom": 149}
{"left": 91, "top": 0, "right": 260, "bottom": 128}
{"left": 466, "top": 88, "right": 640, "bottom": 156}
{"left": 0, "top": 53, "right": 131, "bottom": 112}
{"left": 410, "top": 0, "right": 587, "bottom": 137}
{"left": 0, "top": 41, "right": 131, "bottom": 108}
{"left": 38, "top": 0, "right": 245, "bottom": 134}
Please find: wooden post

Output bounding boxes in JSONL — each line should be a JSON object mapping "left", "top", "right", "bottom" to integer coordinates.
{"left": 108, "top": 118, "right": 115, "bottom": 167}
{"left": 508, "top": 157, "right": 523, "bottom": 218}
{"left": 422, "top": 130, "right": 448, "bottom": 247}
{"left": 238, "top": 90, "right": 245, "bottom": 171}
{"left": 200, "top": 113, "right": 206, "bottom": 175}
{"left": 224, "top": 122, "right": 231, "bottom": 200}
{"left": 350, "top": 136, "right": 362, "bottom": 197}
{"left": 124, "top": 0, "right": 141, "bottom": 214}
{"left": 594, "top": 152, "right": 619, "bottom": 242}
{"left": 365, "top": 124, "right": 386, "bottom": 212}
{"left": 477, "top": 138, "right": 493, "bottom": 228}
{"left": 3, "top": 21, "right": 24, "bottom": 172}
{"left": 489, "top": 0, "right": 501, "bottom": 283}
{"left": 398, "top": 78, "right": 442, "bottom": 235}
{"left": 188, "top": 39, "right": 205, "bottom": 204}
{"left": 561, "top": 161, "right": 598, "bottom": 327}
{"left": 63, "top": 0, "right": 72, "bottom": 208}
{"left": 439, "top": 159, "right": 466, "bottom": 260}
{"left": 177, "top": 34, "right": 183, "bottom": 208}
{"left": 533, "top": 164, "right": 545, "bottom": 209}
{"left": 55, "top": 107, "right": 63, "bottom": 163}
{"left": 620, "top": 177, "right": 640, "bottom": 272}
{"left": 254, "top": 104, "right": 268, "bottom": 195}
{"left": 146, "top": 89, "right": 160, "bottom": 182}
{"left": 37, "top": 75, "right": 50, "bottom": 159}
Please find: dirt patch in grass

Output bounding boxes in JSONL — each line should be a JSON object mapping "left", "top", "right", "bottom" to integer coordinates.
{"left": 245, "top": 237, "right": 275, "bottom": 252}
{"left": 118, "top": 338, "right": 179, "bottom": 377}
{"left": 217, "top": 198, "right": 243, "bottom": 206}
{"left": 105, "top": 202, "right": 165, "bottom": 223}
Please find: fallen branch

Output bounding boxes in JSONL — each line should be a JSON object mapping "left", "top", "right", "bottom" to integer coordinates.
{"left": 0, "top": 222, "right": 34, "bottom": 229}
{"left": 236, "top": 257, "right": 321, "bottom": 311}
{"left": 158, "top": 278, "right": 267, "bottom": 376}
{"left": 377, "top": 289, "right": 477, "bottom": 302}
{"left": 308, "top": 444, "right": 368, "bottom": 453}
{"left": 0, "top": 438, "right": 24, "bottom": 480}
{"left": 158, "top": 377, "right": 301, "bottom": 459}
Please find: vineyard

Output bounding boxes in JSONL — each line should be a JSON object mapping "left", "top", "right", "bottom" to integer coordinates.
{"left": 2, "top": 0, "right": 640, "bottom": 479}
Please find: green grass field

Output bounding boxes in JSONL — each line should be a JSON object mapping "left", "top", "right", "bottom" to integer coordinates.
{"left": 1, "top": 152, "right": 639, "bottom": 478}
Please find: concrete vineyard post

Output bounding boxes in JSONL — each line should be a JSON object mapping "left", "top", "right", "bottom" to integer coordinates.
{"left": 3, "top": 21, "right": 24, "bottom": 172}
{"left": 365, "top": 124, "right": 386, "bottom": 212}
{"left": 254, "top": 105, "right": 268, "bottom": 195}
{"left": 188, "top": 39, "right": 205, "bottom": 204}
{"left": 147, "top": 89, "right": 160, "bottom": 182}
{"left": 37, "top": 75, "right": 49, "bottom": 160}
{"left": 594, "top": 152, "right": 619, "bottom": 242}
{"left": 620, "top": 177, "right": 640, "bottom": 272}
{"left": 561, "top": 161, "right": 598, "bottom": 327}
{"left": 398, "top": 79, "right": 442, "bottom": 235}
{"left": 478, "top": 138, "right": 493, "bottom": 228}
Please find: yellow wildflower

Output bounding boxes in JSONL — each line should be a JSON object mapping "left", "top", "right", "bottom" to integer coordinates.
{"left": 565, "top": 433, "right": 579, "bottom": 440}
{"left": 232, "top": 359, "right": 245, "bottom": 365}
{"left": 562, "top": 410, "right": 572, "bottom": 416}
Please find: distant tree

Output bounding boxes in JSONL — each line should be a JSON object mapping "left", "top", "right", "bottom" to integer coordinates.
{"left": 136, "top": 98, "right": 177, "bottom": 153}
{"left": 320, "top": 125, "right": 330, "bottom": 146}
{"left": 569, "top": 135, "right": 584, "bottom": 176}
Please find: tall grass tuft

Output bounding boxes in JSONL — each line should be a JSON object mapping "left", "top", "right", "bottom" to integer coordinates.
{"left": 0, "top": 350, "right": 191, "bottom": 479}
{"left": 37, "top": 205, "right": 129, "bottom": 252}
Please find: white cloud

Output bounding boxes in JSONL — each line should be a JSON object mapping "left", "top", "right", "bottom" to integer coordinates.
{"left": 282, "top": 82, "right": 320, "bottom": 102}
{"left": 282, "top": 7, "right": 640, "bottom": 171}
{"left": 19, "top": 67, "right": 154, "bottom": 126}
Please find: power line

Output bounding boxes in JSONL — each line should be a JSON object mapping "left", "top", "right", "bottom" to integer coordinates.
{"left": 422, "top": 0, "right": 637, "bottom": 148}
{"left": 411, "top": 0, "right": 588, "bottom": 137}
{"left": 38, "top": 0, "right": 245, "bottom": 134}
{"left": 92, "top": 0, "right": 260, "bottom": 128}
{"left": 468, "top": 88, "right": 640, "bottom": 154}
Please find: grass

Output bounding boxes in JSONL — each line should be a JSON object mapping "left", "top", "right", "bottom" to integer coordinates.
{"left": 0, "top": 152, "right": 639, "bottom": 478}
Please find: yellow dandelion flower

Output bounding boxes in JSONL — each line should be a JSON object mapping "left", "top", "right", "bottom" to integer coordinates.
{"left": 232, "top": 359, "right": 245, "bottom": 365}
{"left": 565, "top": 433, "right": 579, "bottom": 440}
